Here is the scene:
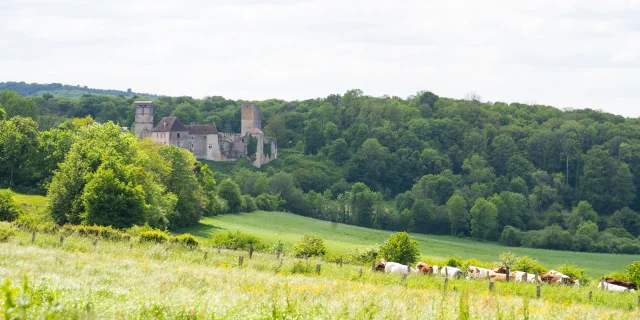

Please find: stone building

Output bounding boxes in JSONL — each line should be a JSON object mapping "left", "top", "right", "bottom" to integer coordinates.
{"left": 134, "top": 101, "right": 276, "bottom": 168}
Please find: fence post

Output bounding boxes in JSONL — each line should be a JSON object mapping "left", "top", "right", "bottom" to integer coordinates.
{"left": 489, "top": 281, "right": 494, "bottom": 292}
{"left": 535, "top": 271, "right": 539, "bottom": 284}
{"left": 31, "top": 230, "right": 36, "bottom": 243}
{"left": 277, "top": 249, "right": 281, "bottom": 260}
{"left": 506, "top": 266, "right": 510, "bottom": 283}
{"left": 204, "top": 251, "right": 208, "bottom": 260}
{"left": 523, "top": 272, "right": 527, "bottom": 283}
{"left": 217, "top": 245, "right": 221, "bottom": 254}
{"left": 280, "top": 257, "right": 283, "bottom": 267}
{"left": 589, "top": 291, "right": 592, "bottom": 301}
{"left": 486, "top": 272, "right": 490, "bottom": 281}
{"left": 93, "top": 239, "right": 98, "bottom": 249}
{"left": 249, "top": 243, "right": 253, "bottom": 259}
{"left": 359, "top": 268, "right": 363, "bottom": 278}
{"left": 339, "top": 257, "right": 343, "bottom": 267}
{"left": 536, "top": 285, "right": 541, "bottom": 298}
{"left": 371, "top": 259, "right": 376, "bottom": 271}
{"left": 129, "top": 243, "right": 133, "bottom": 251}
{"left": 239, "top": 256, "right": 244, "bottom": 267}
{"left": 316, "top": 264, "right": 321, "bottom": 275}
{"left": 59, "top": 235, "right": 64, "bottom": 245}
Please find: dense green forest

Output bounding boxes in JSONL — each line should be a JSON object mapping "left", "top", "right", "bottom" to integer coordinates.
{"left": 2, "top": 84, "right": 640, "bottom": 255}
{"left": 0, "top": 81, "right": 158, "bottom": 99}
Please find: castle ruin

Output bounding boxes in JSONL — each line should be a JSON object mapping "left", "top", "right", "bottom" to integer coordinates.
{"left": 135, "top": 101, "right": 277, "bottom": 168}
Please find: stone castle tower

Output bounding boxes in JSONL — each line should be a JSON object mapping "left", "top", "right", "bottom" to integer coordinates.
{"left": 241, "top": 103, "right": 261, "bottom": 135}
{"left": 134, "top": 101, "right": 154, "bottom": 138}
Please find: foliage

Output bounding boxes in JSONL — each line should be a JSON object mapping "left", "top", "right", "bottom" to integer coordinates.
{"left": 512, "top": 256, "right": 547, "bottom": 274}
{"left": 0, "top": 221, "right": 14, "bottom": 242}
{"left": 627, "top": 261, "right": 640, "bottom": 288}
{"left": 218, "top": 178, "right": 243, "bottom": 213}
{"left": 64, "top": 224, "right": 130, "bottom": 241}
{"left": 210, "top": 230, "right": 267, "bottom": 251}
{"left": 0, "top": 189, "right": 21, "bottom": 222}
{"left": 347, "top": 244, "right": 380, "bottom": 264}
{"left": 500, "top": 226, "right": 523, "bottom": 247}
{"left": 496, "top": 252, "right": 517, "bottom": 268}
{"left": 171, "top": 233, "right": 199, "bottom": 248}
{"left": 556, "top": 262, "right": 588, "bottom": 284}
{"left": 379, "top": 232, "right": 420, "bottom": 265}
{"left": 293, "top": 234, "right": 327, "bottom": 258}
{"left": 139, "top": 230, "right": 171, "bottom": 243}
{"left": 445, "top": 256, "right": 464, "bottom": 267}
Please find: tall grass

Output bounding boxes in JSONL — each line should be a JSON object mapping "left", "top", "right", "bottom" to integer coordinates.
{"left": 0, "top": 228, "right": 638, "bottom": 319}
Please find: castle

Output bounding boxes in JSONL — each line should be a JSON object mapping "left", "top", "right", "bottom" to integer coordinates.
{"left": 134, "top": 101, "right": 277, "bottom": 168}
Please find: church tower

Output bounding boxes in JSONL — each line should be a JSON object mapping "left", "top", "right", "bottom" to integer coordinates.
{"left": 134, "top": 101, "right": 154, "bottom": 139}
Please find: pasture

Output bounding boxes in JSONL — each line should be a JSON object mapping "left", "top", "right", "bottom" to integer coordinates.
{"left": 1, "top": 227, "right": 639, "bottom": 319}
{"left": 178, "top": 211, "right": 638, "bottom": 278}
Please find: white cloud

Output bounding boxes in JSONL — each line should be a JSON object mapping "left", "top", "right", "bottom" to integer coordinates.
{"left": 1, "top": 0, "right": 639, "bottom": 116}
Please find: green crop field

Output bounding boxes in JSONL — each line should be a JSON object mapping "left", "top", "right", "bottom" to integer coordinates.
{"left": 177, "top": 211, "right": 638, "bottom": 278}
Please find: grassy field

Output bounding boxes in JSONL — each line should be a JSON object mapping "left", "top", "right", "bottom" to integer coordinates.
{"left": 177, "top": 211, "right": 638, "bottom": 278}
{"left": 1, "top": 227, "right": 638, "bottom": 319}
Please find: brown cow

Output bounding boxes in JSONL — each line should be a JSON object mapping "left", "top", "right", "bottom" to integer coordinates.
{"left": 490, "top": 273, "right": 516, "bottom": 282}
{"left": 491, "top": 266, "right": 508, "bottom": 274}
{"left": 375, "top": 259, "right": 387, "bottom": 271}
{"left": 416, "top": 262, "right": 433, "bottom": 275}
{"left": 605, "top": 278, "right": 638, "bottom": 290}
{"left": 541, "top": 273, "right": 579, "bottom": 286}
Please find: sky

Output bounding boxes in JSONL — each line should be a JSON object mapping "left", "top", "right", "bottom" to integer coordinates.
{"left": 1, "top": 0, "right": 639, "bottom": 117}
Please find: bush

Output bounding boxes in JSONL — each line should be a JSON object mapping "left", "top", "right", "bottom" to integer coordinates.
{"left": 0, "top": 189, "right": 21, "bottom": 222}
{"left": 242, "top": 195, "right": 257, "bottom": 213}
{"left": 211, "top": 230, "right": 267, "bottom": 251}
{"left": 462, "top": 258, "right": 492, "bottom": 270}
{"left": 496, "top": 252, "right": 517, "bottom": 267}
{"left": 270, "top": 239, "right": 286, "bottom": 255}
{"left": 139, "top": 230, "right": 171, "bottom": 243}
{"left": 293, "top": 234, "right": 327, "bottom": 258}
{"left": 379, "top": 232, "right": 420, "bottom": 265}
{"left": 126, "top": 224, "right": 156, "bottom": 236}
{"left": 627, "top": 261, "right": 640, "bottom": 287}
{"left": 347, "top": 244, "right": 380, "bottom": 264}
{"left": 604, "top": 270, "right": 630, "bottom": 281}
{"left": 0, "top": 222, "right": 14, "bottom": 242}
{"left": 290, "top": 260, "right": 314, "bottom": 274}
{"left": 64, "top": 224, "right": 130, "bottom": 241}
{"left": 445, "top": 256, "right": 464, "bottom": 267}
{"left": 511, "top": 256, "right": 547, "bottom": 274}
{"left": 603, "top": 227, "right": 634, "bottom": 239}
{"left": 500, "top": 226, "right": 522, "bottom": 246}
{"left": 172, "top": 233, "right": 199, "bottom": 248}
{"left": 556, "top": 262, "right": 588, "bottom": 284}
{"left": 255, "top": 194, "right": 284, "bottom": 211}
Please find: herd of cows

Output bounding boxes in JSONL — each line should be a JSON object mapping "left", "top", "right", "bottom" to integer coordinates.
{"left": 375, "top": 259, "right": 637, "bottom": 293}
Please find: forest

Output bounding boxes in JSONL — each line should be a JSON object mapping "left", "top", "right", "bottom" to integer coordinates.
{"left": 1, "top": 85, "right": 640, "bottom": 254}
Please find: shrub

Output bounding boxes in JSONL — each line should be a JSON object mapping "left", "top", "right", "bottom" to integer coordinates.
{"left": 64, "top": 224, "right": 130, "bottom": 241}
{"left": 172, "top": 233, "right": 199, "bottom": 248}
{"left": 556, "top": 262, "right": 588, "bottom": 284}
{"left": 270, "top": 239, "right": 286, "bottom": 255}
{"left": 627, "top": 261, "right": 640, "bottom": 286}
{"left": 347, "top": 244, "right": 380, "bottom": 264}
{"left": 445, "top": 256, "right": 464, "bottom": 267}
{"left": 603, "top": 227, "right": 634, "bottom": 239}
{"left": 126, "top": 224, "right": 156, "bottom": 236}
{"left": 290, "top": 260, "right": 313, "bottom": 274}
{"left": 462, "top": 258, "right": 492, "bottom": 270}
{"left": 139, "top": 230, "right": 171, "bottom": 243}
{"left": 499, "top": 226, "right": 522, "bottom": 246}
{"left": 0, "top": 189, "right": 21, "bottom": 222}
{"left": 242, "top": 195, "right": 257, "bottom": 213}
{"left": 255, "top": 194, "right": 284, "bottom": 211}
{"left": 0, "top": 222, "right": 14, "bottom": 242}
{"left": 379, "top": 232, "right": 420, "bottom": 265}
{"left": 496, "top": 252, "right": 517, "bottom": 267}
{"left": 211, "top": 230, "right": 267, "bottom": 251}
{"left": 512, "top": 256, "right": 547, "bottom": 274}
{"left": 604, "top": 270, "right": 630, "bottom": 281}
{"left": 293, "top": 234, "right": 327, "bottom": 258}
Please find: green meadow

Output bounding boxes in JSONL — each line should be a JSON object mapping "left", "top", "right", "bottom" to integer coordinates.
{"left": 178, "top": 211, "right": 638, "bottom": 278}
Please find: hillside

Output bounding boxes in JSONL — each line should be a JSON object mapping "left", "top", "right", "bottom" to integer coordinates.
{"left": 176, "top": 211, "right": 637, "bottom": 278}
{"left": 0, "top": 81, "right": 159, "bottom": 99}
{"left": 1, "top": 226, "right": 638, "bottom": 318}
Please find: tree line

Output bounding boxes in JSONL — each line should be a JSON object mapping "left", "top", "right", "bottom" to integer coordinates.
{"left": 2, "top": 86, "right": 640, "bottom": 254}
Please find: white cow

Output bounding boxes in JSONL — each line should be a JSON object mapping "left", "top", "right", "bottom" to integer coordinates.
{"left": 432, "top": 265, "right": 440, "bottom": 275}
{"left": 467, "top": 266, "right": 494, "bottom": 279}
{"left": 525, "top": 273, "right": 541, "bottom": 283}
{"left": 440, "top": 266, "right": 463, "bottom": 279}
{"left": 384, "top": 261, "right": 418, "bottom": 275}
{"left": 598, "top": 281, "right": 636, "bottom": 293}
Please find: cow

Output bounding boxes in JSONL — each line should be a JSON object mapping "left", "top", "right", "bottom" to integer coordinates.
{"left": 416, "top": 262, "right": 434, "bottom": 275}
{"left": 525, "top": 273, "right": 541, "bottom": 283}
{"left": 375, "top": 259, "right": 387, "bottom": 272}
{"left": 599, "top": 281, "right": 636, "bottom": 293}
{"left": 467, "top": 266, "right": 494, "bottom": 279}
{"left": 491, "top": 266, "right": 508, "bottom": 274}
{"left": 440, "top": 266, "right": 464, "bottom": 279}
{"left": 377, "top": 260, "right": 417, "bottom": 275}
{"left": 512, "top": 271, "right": 528, "bottom": 282}
{"left": 432, "top": 265, "right": 440, "bottom": 275}
{"left": 541, "top": 272, "right": 579, "bottom": 286}
{"left": 605, "top": 278, "right": 637, "bottom": 291}
{"left": 490, "top": 273, "right": 516, "bottom": 282}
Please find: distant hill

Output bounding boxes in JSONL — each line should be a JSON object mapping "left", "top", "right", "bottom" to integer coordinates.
{"left": 0, "top": 81, "right": 160, "bottom": 99}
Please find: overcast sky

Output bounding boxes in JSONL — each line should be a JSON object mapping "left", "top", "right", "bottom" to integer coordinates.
{"left": 1, "top": 0, "right": 639, "bottom": 116}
